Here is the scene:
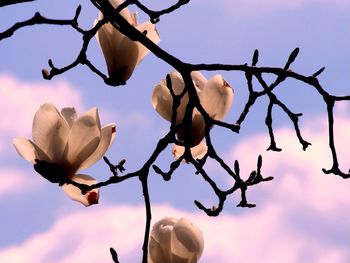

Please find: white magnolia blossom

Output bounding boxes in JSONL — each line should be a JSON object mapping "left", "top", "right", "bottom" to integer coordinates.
{"left": 152, "top": 70, "right": 234, "bottom": 160}
{"left": 95, "top": 0, "right": 160, "bottom": 83}
{"left": 149, "top": 217, "right": 204, "bottom": 263}
{"left": 13, "top": 103, "right": 116, "bottom": 206}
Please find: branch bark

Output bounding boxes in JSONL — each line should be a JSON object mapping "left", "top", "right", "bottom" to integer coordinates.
{"left": 0, "top": 0, "right": 35, "bottom": 7}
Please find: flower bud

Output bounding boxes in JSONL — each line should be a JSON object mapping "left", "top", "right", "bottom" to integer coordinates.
{"left": 149, "top": 217, "right": 204, "bottom": 263}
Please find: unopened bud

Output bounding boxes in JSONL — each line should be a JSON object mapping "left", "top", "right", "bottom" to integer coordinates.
{"left": 42, "top": 69, "right": 50, "bottom": 79}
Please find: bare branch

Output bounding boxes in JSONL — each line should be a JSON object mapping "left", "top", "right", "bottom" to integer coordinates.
{"left": 0, "top": 0, "right": 35, "bottom": 7}
{"left": 130, "top": 0, "right": 191, "bottom": 23}
{"left": 2, "top": 1, "right": 350, "bottom": 262}
{"left": 0, "top": 8, "right": 82, "bottom": 41}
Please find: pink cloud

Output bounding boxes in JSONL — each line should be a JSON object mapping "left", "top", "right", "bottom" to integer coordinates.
{"left": 223, "top": 109, "right": 350, "bottom": 261}
{"left": 228, "top": 109, "right": 350, "bottom": 212}
{"left": 0, "top": 74, "right": 82, "bottom": 135}
{"left": 0, "top": 168, "right": 42, "bottom": 196}
{"left": 1, "top": 103, "right": 349, "bottom": 262}
{"left": 0, "top": 201, "right": 349, "bottom": 262}
{"left": 0, "top": 73, "right": 82, "bottom": 153}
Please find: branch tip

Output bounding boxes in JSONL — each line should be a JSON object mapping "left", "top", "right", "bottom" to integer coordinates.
{"left": 312, "top": 67, "right": 325, "bottom": 77}
{"left": 41, "top": 69, "right": 50, "bottom": 79}
{"left": 252, "top": 49, "right": 259, "bottom": 66}
{"left": 234, "top": 160, "right": 240, "bottom": 176}
{"left": 110, "top": 247, "right": 120, "bottom": 263}
{"left": 75, "top": 5, "right": 82, "bottom": 20}
{"left": 284, "top": 47, "right": 300, "bottom": 69}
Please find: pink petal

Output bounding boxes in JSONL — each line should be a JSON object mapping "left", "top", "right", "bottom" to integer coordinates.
{"left": 13, "top": 138, "right": 49, "bottom": 163}
{"left": 110, "top": 0, "right": 136, "bottom": 25}
{"left": 150, "top": 217, "right": 177, "bottom": 262}
{"left": 61, "top": 107, "right": 77, "bottom": 127}
{"left": 97, "top": 0, "right": 135, "bottom": 24}
{"left": 172, "top": 141, "right": 208, "bottom": 162}
{"left": 63, "top": 107, "right": 101, "bottom": 173}
{"left": 151, "top": 84, "right": 174, "bottom": 122}
{"left": 135, "top": 21, "right": 160, "bottom": 65}
{"left": 116, "top": 36, "right": 139, "bottom": 81}
{"left": 152, "top": 71, "right": 189, "bottom": 124}
{"left": 171, "top": 218, "right": 204, "bottom": 261}
{"left": 166, "top": 71, "right": 187, "bottom": 96}
{"left": 96, "top": 22, "right": 124, "bottom": 78}
{"left": 148, "top": 236, "right": 169, "bottom": 263}
{"left": 176, "top": 111, "right": 206, "bottom": 147}
{"left": 61, "top": 174, "right": 99, "bottom": 206}
{"left": 190, "top": 71, "right": 207, "bottom": 90}
{"left": 32, "top": 103, "right": 70, "bottom": 163}
{"left": 79, "top": 123, "right": 116, "bottom": 170}
{"left": 199, "top": 75, "right": 234, "bottom": 120}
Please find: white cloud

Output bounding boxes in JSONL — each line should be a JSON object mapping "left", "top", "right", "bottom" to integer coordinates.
{"left": 0, "top": 73, "right": 156, "bottom": 198}
{"left": 228, "top": 109, "right": 350, "bottom": 212}
{"left": 0, "top": 74, "right": 82, "bottom": 135}
{"left": 0, "top": 205, "right": 166, "bottom": 263}
{"left": 0, "top": 73, "right": 83, "bottom": 153}
{"left": 0, "top": 168, "right": 42, "bottom": 196}
{"left": 1, "top": 94, "right": 350, "bottom": 262}
{"left": 0, "top": 199, "right": 349, "bottom": 262}
{"left": 0, "top": 72, "right": 155, "bottom": 156}
{"left": 223, "top": 108, "right": 350, "bottom": 260}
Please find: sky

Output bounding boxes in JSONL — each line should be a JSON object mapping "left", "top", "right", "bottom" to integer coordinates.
{"left": 0, "top": 0, "right": 349, "bottom": 262}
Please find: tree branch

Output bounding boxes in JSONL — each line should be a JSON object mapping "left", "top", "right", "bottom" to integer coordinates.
{"left": 0, "top": 0, "right": 35, "bottom": 7}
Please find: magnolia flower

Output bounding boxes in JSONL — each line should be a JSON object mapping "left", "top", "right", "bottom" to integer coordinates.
{"left": 95, "top": 0, "right": 160, "bottom": 83}
{"left": 13, "top": 103, "right": 116, "bottom": 206}
{"left": 149, "top": 217, "right": 204, "bottom": 263}
{"left": 152, "top": 71, "right": 234, "bottom": 160}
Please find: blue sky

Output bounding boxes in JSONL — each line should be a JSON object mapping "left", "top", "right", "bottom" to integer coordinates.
{"left": 0, "top": 0, "right": 349, "bottom": 262}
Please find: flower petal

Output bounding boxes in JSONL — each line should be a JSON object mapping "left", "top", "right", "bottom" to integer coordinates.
{"left": 78, "top": 123, "right": 117, "bottom": 170}
{"left": 61, "top": 107, "right": 77, "bottom": 127}
{"left": 166, "top": 71, "right": 187, "bottom": 96}
{"left": 116, "top": 36, "right": 139, "bottom": 81}
{"left": 176, "top": 110, "right": 206, "bottom": 147}
{"left": 97, "top": 0, "right": 135, "bottom": 24}
{"left": 171, "top": 254, "right": 190, "bottom": 263}
{"left": 151, "top": 84, "right": 173, "bottom": 122}
{"left": 96, "top": 15, "right": 142, "bottom": 82}
{"left": 171, "top": 218, "right": 204, "bottom": 261}
{"left": 151, "top": 217, "right": 177, "bottom": 261}
{"left": 63, "top": 107, "right": 101, "bottom": 173}
{"left": 190, "top": 111, "right": 206, "bottom": 146}
{"left": 172, "top": 141, "right": 208, "bottom": 162}
{"left": 190, "top": 71, "right": 207, "bottom": 90}
{"left": 13, "top": 138, "right": 49, "bottom": 163}
{"left": 109, "top": 0, "right": 123, "bottom": 9}
{"left": 110, "top": 0, "right": 136, "bottom": 25}
{"left": 199, "top": 75, "right": 234, "bottom": 120}
{"left": 97, "top": 19, "right": 139, "bottom": 81}
{"left": 96, "top": 22, "right": 123, "bottom": 78}
{"left": 120, "top": 8, "right": 136, "bottom": 26}
{"left": 135, "top": 21, "right": 160, "bottom": 65}
{"left": 61, "top": 174, "right": 99, "bottom": 206}
{"left": 148, "top": 236, "right": 169, "bottom": 263}
{"left": 32, "top": 103, "right": 70, "bottom": 163}
{"left": 152, "top": 71, "right": 188, "bottom": 123}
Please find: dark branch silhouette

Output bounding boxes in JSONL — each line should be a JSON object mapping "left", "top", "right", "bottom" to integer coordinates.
{"left": 2, "top": 0, "right": 350, "bottom": 262}
{"left": 0, "top": 0, "right": 35, "bottom": 7}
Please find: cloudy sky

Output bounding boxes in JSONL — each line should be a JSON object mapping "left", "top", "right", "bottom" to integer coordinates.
{"left": 0, "top": 0, "right": 349, "bottom": 262}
